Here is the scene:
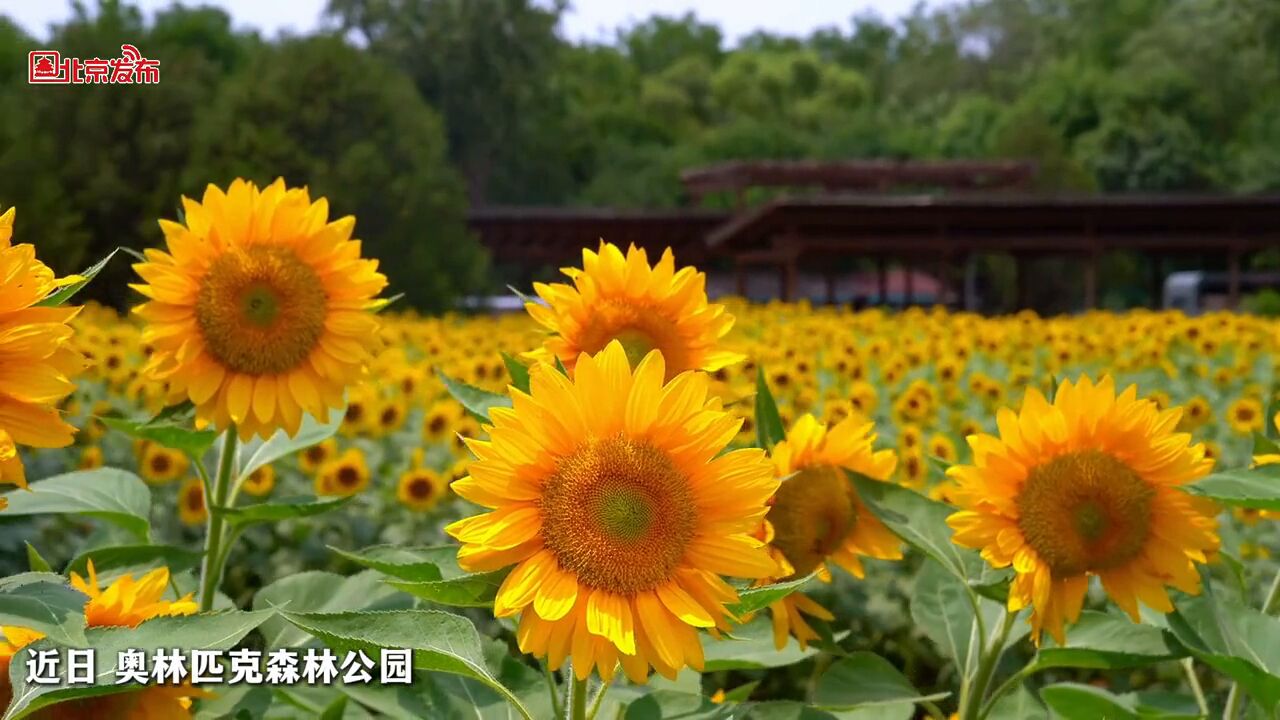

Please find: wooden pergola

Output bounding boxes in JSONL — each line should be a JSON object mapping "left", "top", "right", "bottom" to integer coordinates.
{"left": 705, "top": 194, "right": 1280, "bottom": 308}
{"left": 468, "top": 161, "right": 1280, "bottom": 310}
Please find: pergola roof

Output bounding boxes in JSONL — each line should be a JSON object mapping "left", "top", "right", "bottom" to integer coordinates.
{"left": 705, "top": 193, "right": 1280, "bottom": 256}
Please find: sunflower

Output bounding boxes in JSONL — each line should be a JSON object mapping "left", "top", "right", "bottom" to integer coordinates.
{"left": 132, "top": 178, "right": 388, "bottom": 441}
{"left": 448, "top": 342, "right": 778, "bottom": 683}
{"left": 1227, "top": 397, "right": 1265, "bottom": 435}
{"left": 242, "top": 463, "right": 276, "bottom": 497}
{"left": 0, "top": 208, "right": 83, "bottom": 499}
{"left": 299, "top": 438, "right": 337, "bottom": 474}
{"left": 422, "top": 400, "right": 459, "bottom": 444}
{"left": 947, "top": 376, "right": 1219, "bottom": 644}
{"left": 762, "top": 414, "right": 900, "bottom": 649}
{"left": 398, "top": 467, "right": 447, "bottom": 512}
{"left": 1, "top": 564, "right": 204, "bottom": 719}
{"left": 523, "top": 242, "right": 743, "bottom": 379}
{"left": 316, "top": 447, "right": 369, "bottom": 497}
{"left": 78, "top": 445, "right": 104, "bottom": 470}
{"left": 139, "top": 444, "right": 188, "bottom": 485}
{"left": 178, "top": 478, "right": 207, "bottom": 525}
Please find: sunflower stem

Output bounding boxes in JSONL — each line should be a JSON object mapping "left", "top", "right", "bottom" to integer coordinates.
{"left": 586, "top": 674, "right": 612, "bottom": 720}
{"left": 544, "top": 665, "right": 564, "bottom": 718}
{"left": 1182, "top": 658, "right": 1209, "bottom": 718}
{"left": 962, "top": 607, "right": 1017, "bottom": 720}
{"left": 567, "top": 674, "right": 589, "bottom": 720}
{"left": 1223, "top": 567, "right": 1280, "bottom": 719}
{"left": 198, "top": 431, "right": 238, "bottom": 612}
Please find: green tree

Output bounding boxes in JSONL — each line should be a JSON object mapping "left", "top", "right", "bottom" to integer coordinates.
{"left": 188, "top": 35, "right": 484, "bottom": 311}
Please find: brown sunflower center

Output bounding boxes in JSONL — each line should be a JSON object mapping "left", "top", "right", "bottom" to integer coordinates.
{"left": 408, "top": 476, "right": 434, "bottom": 500}
{"left": 150, "top": 454, "right": 171, "bottom": 475}
{"left": 336, "top": 465, "right": 361, "bottom": 488}
{"left": 186, "top": 486, "right": 204, "bottom": 511}
{"left": 767, "top": 464, "right": 855, "bottom": 578}
{"left": 1016, "top": 449, "right": 1155, "bottom": 577}
{"left": 195, "top": 245, "right": 327, "bottom": 375}
{"left": 539, "top": 436, "right": 696, "bottom": 593}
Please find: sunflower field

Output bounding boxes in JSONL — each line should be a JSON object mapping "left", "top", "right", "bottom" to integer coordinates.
{"left": 1, "top": 179, "right": 1280, "bottom": 720}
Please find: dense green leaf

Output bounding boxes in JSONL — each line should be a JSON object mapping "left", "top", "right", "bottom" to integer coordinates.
{"left": 986, "top": 684, "right": 1046, "bottom": 720}
{"left": 1186, "top": 465, "right": 1280, "bottom": 511}
{"left": 1253, "top": 432, "right": 1280, "bottom": 456}
{"left": 1029, "top": 611, "right": 1184, "bottom": 671}
{"left": 238, "top": 407, "right": 343, "bottom": 482}
{"left": 910, "top": 560, "right": 1002, "bottom": 674}
{"left": 63, "top": 544, "right": 204, "bottom": 581}
{"left": 221, "top": 495, "right": 351, "bottom": 527}
{"left": 1039, "top": 683, "right": 1199, "bottom": 720}
{"left": 24, "top": 544, "right": 51, "bottom": 574}
{"left": 253, "top": 570, "right": 412, "bottom": 648}
{"left": 703, "top": 616, "right": 835, "bottom": 671}
{"left": 328, "top": 544, "right": 461, "bottom": 582}
{"left": 755, "top": 367, "right": 786, "bottom": 449}
{"left": 100, "top": 415, "right": 217, "bottom": 457}
{"left": 0, "top": 573, "right": 86, "bottom": 646}
{"left": 726, "top": 571, "right": 818, "bottom": 616}
{"left": 812, "top": 652, "right": 950, "bottom": 710}
{"left": 387, "top": 569, "right": 509, "bottom": 608}
{"left": 35, "top": 249, "right": 118, "bottom": 307}
{"left": 438, "top": 370, "right": 511, "bottom": 423}
{"left": 1, "top": 469, "right": 151, "bottom": 541}
{"left": 1168, "top": 592, "right": 1280, "bottom": 714}
{"left": 4, "top": 610, "right": 270, "bottom": 720}
{"left": 850, "top": 471, "right": 981, "bottom": 581}
{"left": 279, "top": 609, "right": 535, "bottom": 720}
{"left": 501, "top": 351, "right": 532, "bottom": 394}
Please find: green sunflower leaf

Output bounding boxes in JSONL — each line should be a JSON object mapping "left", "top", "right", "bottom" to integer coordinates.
{"left": 1039, "top": 683, "right": 1199, "bottom": 720}
{"left": 100, "top": 415, "right": 218, "bottom": 458}
{"left": 24, "top": 544, "right": 51, "bottom": 574}
{"left": 220, "top": 495, "right": 351, "bottom": 528}
{"left": 1168, "top": 591, "right": 1280, "bottom": 714}
{"left": 237, "top": 405, "right": 343, "bottom": 483}
{"left": 1, "top": 469, "right": 151, "bottom": 542}
{"left": 849, "top": 471, "right": 983, "bottom": 582}
{"left": 35, "top": 248, "right": 118, "bottom": 308}
{"left": 1027, "top": 611, "right": 1185, "bottom": 671}
{"left": 755, "top": 366, "right": 786, "bottom": 449}
{"left": 1186, "top": 464, "right": 1280, "bottom": 511}
{"left": 63, "top": 544, "right": 204, "bottom": 584}
{"left": 278, "top": 609, "right": 536, "bottom": 720}
{"left": 328, "top": 544, "right": 459, "bottom": 582}
{"left": 812, "top": 652, "right": 950, "bottom": 710}
{"left": 0, "top": 573, "right": 87, "bottom": 647}
{"left": 501, "top": 352, "right": 532, "bottom": 394}
{"left": 437, "top": 370, "right": 511, "bottom": 423}
{"left": 386, "top": 569, "right": 510, "bottom": 608}
{"left": 726, "top": 571, "right": 819, "bottom": 616}
{"left": 4, "top": 610, "right": 271, "bottom": 720}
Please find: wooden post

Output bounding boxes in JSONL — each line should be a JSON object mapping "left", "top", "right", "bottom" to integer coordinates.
{"left": 735, "top": 260, "right": 747, "bottom": 297}
{"left": 934, "top": 255, "right": 950, "bottom": 307}
{"left": 1083, "top": 252, "right": 1099, "bottom": 310}
{"left": 1228, "top": 248, "right": 1242, "bottom": 309}
{"left": 876, "top": 257, "right": 888, "bottom": 306}
{"left": 963, "top": 254, "right": 979, "bottom": 312}
{"left": 781, "top": 256, "right": 798, "bottom": 302}
{"left": 824, "top": 269, "right": 837, "bottom": 305}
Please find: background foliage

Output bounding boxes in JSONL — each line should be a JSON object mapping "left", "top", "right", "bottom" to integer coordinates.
{"left": 2, "top": 0, "right": 1280, "bottom": 310}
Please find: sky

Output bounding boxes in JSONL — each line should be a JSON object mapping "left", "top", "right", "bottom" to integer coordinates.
{"left": 6, "top": 0, "right": 936, "bottom": 43}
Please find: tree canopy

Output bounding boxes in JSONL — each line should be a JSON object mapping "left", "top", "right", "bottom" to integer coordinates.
{"left": 1, "top": 0, "right": 1276, "bottom": 309}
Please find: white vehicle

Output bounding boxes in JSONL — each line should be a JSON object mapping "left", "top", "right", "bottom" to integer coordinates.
{"left": 1163, "top": 271, "right": 1280, "bottom": 314}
